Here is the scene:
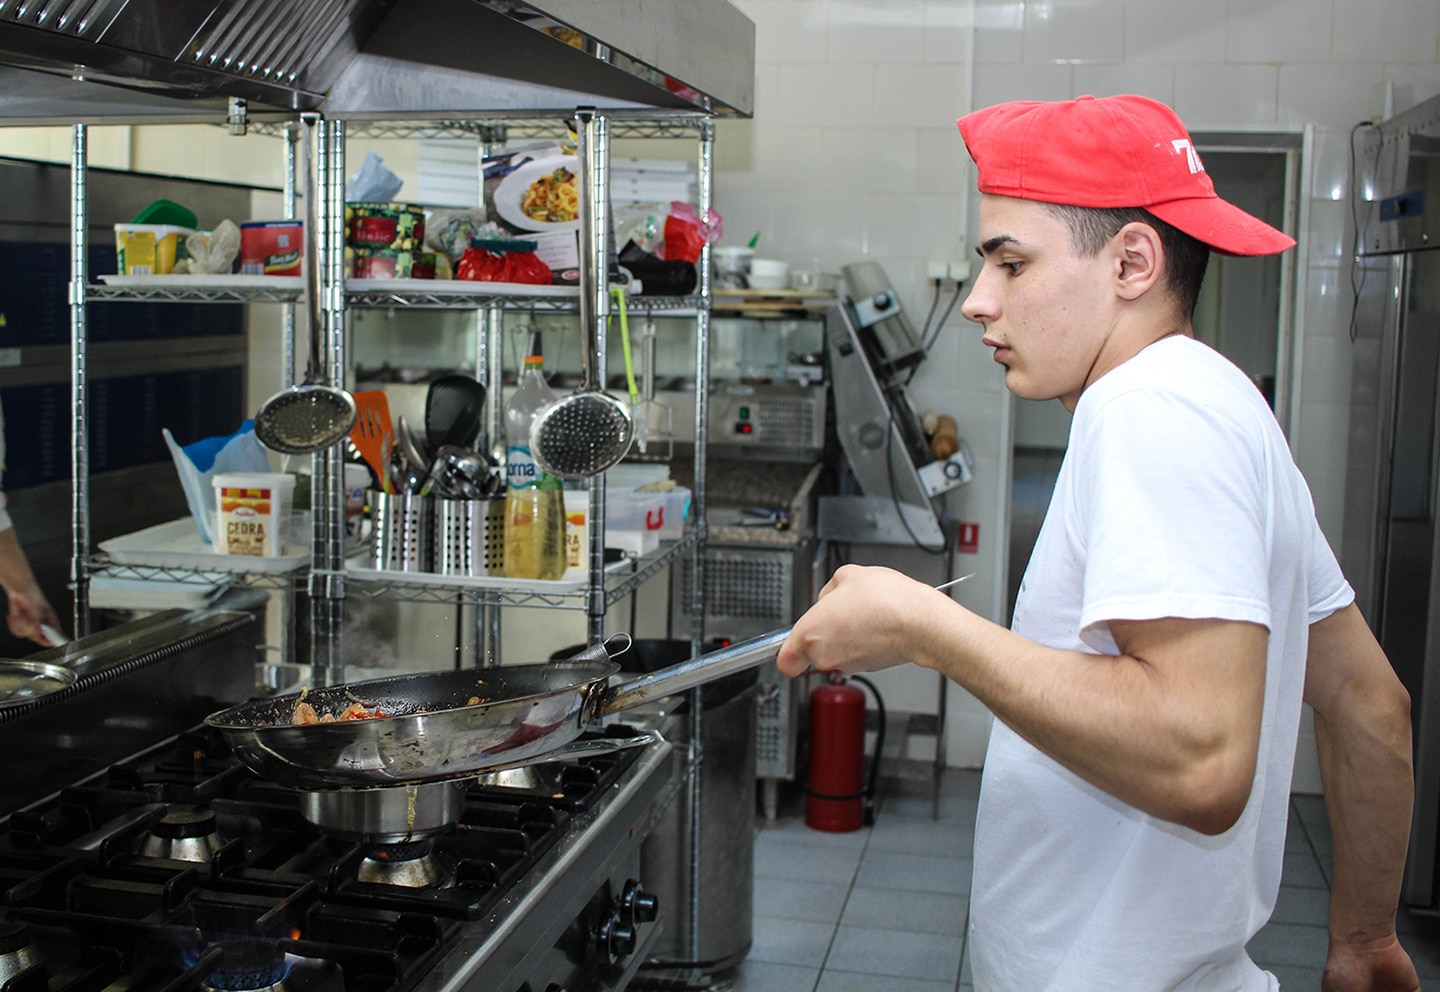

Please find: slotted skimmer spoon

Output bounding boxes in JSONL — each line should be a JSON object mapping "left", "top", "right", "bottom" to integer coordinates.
{"left": 530, "top": 110, "right": 634, "bottom": 479}
{"left": 254, "top": 114, "right": 357, "bottom": 454}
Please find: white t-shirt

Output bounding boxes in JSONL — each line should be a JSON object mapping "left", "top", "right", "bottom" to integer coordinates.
{"left": 970, "top": 336, "right": 1351, "bottom": 992}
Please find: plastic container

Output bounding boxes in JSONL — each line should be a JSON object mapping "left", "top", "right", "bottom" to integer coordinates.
{"left": 748, "top": 258, "right": 790, "bottom": 290}
{"left": 114, "top": 224, "right": 194, "bottom": 276}
{"left": 605, "top": 463, "right": 670, "bottom": 490}
{"left": 658, "top": 486, "right": 690, "bottom": 540}
{"left": 212, "top": 472, "right": 295, "bottom": 557}
{"left": 342, "top": 463, "right": 370, "bottom": 548}
{"left": 562, "top": 489, "right": 589, "bottom": 580}
{"left": 606, "top": 486, "right": 665, "bottom": 555}
{"left": 241, "top": 220, "right": 303, "bottom": 276}
{"left": 712, "top": 245, "right": 753, "bottom": 289}
{"left": 503, "top": 333, "right": 565, "bottom": 580}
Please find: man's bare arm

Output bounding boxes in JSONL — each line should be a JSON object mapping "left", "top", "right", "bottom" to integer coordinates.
{"left": 1304, "top": 602, "right": 1418, "bottom": 992}
{"left": 778, "top": 564, "right": 1266, "bottom": 834}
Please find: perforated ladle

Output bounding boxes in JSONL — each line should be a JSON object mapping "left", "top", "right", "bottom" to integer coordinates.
{"left": 254, "top": 114, "right": 357, "bottom": 455}
{"left": 530, "top": 109, "right": 634, "bottom": 479}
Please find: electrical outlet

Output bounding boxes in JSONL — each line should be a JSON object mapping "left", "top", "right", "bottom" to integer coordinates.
{"left": 948, "top": 259, "right": 972, "bottom": 283}
{"left": 927, "top": 260, "right": 948, "bottom": 281}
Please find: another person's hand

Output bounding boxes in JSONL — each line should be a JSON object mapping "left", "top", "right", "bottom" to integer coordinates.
{"left": 1322, "top": 933, "right": 1421, "bottom": 992}
{"left": 777, "top": 564, "right": 960, "bottom": 678}
{"left": 6, "top": 580, "right": 62, "bottom": 647}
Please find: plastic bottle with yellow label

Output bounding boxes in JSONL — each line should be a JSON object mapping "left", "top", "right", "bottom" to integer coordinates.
{"left": 503, "top": 332, "right": 565, "bottom": 580}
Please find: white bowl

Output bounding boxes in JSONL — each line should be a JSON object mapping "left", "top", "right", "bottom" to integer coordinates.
{"left": 748, "top": 258, "right": 789, "bottom": 290}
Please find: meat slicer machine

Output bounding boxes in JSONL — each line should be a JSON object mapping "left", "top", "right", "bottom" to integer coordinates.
{"left": 820, "top": 261, "right": 974, "bottom": 547}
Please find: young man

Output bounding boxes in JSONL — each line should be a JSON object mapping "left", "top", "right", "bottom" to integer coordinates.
{"left": 777, "top": 95, "right": 1418, "bottom": 991}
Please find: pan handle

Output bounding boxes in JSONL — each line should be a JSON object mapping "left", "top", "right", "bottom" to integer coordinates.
{"left": 601, "top": 628, "right": 791, "bottom": 716}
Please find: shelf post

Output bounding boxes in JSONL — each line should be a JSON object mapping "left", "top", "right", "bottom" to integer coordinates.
{"left": 69, "top": 123, "right": 91, "bottom": 636}
{"left": 574, "top": 107, "right": 611, "bottom": 645}
{"left": 303, "top": 112, "right": 349, "bottom": 686}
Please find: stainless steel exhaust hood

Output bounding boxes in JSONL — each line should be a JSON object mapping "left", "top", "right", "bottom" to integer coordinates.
{"left": 0, "top": 0, "right": 753, "bottom": 124}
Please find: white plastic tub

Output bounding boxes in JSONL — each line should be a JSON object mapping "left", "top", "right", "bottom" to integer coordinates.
{"left": 212, "top": 472, "right": 295, "bottom": 557}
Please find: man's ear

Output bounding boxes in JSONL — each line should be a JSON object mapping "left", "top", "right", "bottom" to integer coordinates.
{"left": 1113, "top": 221, "right": 1164, "bottom": 301}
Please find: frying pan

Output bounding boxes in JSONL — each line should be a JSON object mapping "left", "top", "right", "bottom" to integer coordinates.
{"left": 0, "top": 631, "right": 93, "bottom": 709}
{"left": 0, "top": 659, "right": 76, "bottom": 708}
{"left": 204, "top": 627, "right": 788, "bottom": 790}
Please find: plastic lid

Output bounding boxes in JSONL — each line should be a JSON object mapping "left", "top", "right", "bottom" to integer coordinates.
{"left": 131, "top": 198, "right": 198, "bottom": 229}
{"left": 212, "top": 472, "right": 296, "bottom": 489}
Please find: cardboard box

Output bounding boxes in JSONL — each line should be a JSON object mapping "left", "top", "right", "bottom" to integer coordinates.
{"left": 240, "top": 220, "right": 303, "bottom": 276}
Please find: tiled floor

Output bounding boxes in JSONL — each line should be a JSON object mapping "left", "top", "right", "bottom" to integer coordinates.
{"left": 718, "top": 770, "right": 1440, "bottom": 991}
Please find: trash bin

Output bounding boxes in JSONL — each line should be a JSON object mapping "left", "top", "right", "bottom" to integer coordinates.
{"left": 555, "top": 639, "right": 759, "bottom": 977}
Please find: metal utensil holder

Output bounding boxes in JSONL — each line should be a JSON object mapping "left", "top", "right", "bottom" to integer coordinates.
{"left": 434, "top": 496, "right": 505, "bottom": 576}
{"left": 370, "top": 490, "right": 433, "bottom": 572}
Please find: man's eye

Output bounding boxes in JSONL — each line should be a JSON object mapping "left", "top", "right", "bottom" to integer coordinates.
{"left": 999, "top": 260, "right": 1022, "bottom": 274}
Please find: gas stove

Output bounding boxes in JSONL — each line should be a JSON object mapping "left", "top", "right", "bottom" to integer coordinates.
{"left": 0, "top": 720, "right": 675, "bottom": 992}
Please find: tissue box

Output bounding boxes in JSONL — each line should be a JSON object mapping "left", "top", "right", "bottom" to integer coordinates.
{"left": 115, "top": 224, "right": 194, "bottom": 275}
{"left": 241, "top": 221, "right": 303, "bottom": 275}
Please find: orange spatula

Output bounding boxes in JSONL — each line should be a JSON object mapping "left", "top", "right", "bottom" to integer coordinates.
{"left": 350, "top": 390, "right": 393, "bottom": 493}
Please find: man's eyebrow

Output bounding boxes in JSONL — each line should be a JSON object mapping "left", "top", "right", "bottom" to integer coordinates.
{"left": 977, "top": 235, "right": 1018, "bottom": 257}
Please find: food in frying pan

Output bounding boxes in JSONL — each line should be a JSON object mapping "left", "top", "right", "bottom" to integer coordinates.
{"left": 521, "top": 167, "right": 578, "bottom": 223}
{"left": 283, "top": 687, "right": 489, "bottom": 726}
{"left": 291, "top": 689, "right": 388, "bottom": 725}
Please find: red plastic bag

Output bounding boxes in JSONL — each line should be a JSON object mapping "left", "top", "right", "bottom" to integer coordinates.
{"left": 660, "top": 201, "right": 722, "bottom": 263}
{"left": 456, "top": 246, "right": 552, "bottom": 285}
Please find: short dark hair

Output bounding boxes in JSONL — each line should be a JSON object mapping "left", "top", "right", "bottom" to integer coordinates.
{"left": 1042, "top": 204, "right": 1210, "bottom": 316}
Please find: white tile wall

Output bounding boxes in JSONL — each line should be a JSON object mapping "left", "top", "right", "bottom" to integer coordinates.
{"left": 726, "top": 0, "right": 1439, "bottom": 770}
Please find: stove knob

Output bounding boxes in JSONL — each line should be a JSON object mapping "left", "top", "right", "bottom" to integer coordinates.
{"left": 597, "top": 914, "right": 636, "bottom": 964}
{"left": 621, "top": 879, "right": 658, "bottom": 925}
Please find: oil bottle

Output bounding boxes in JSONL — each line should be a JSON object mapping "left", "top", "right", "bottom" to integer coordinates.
{"left": 503, "top": 331, "right": 565, "bottom": 579}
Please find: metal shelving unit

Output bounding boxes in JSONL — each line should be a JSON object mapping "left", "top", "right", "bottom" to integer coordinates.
{"left": 67, "top": 107, "right": 718, "bottom": 675}
{"left": 332, "top": 109, "right": 716, "bottom": 663}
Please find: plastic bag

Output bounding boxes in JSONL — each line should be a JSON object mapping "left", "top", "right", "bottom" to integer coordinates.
{"left": 456, "top": 245, "right": 552, "bottom": 284}
{"left": 347, "top": 151, "right": 404, "bottom": 202}
{"left": 425, "top": 210, "right": 493, "bottom": 261}
{"left": 173, "top": 219, "right": 241, "bottom": 275}
{"left": 661, "top": 202, "right": 723, "bottom": 263}
{"left": 612, "top": 201, "right": 722, "bottom": 264}
{"left": 163, "top": 420, "right": 271, "bottom": 544}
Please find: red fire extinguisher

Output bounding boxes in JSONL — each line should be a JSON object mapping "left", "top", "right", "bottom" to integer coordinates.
{"left": 805, "top": 675, "right": 885, "bottom": 832}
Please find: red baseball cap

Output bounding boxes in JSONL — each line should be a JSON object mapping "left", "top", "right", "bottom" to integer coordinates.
{"left": 956, "top": 95, "right": 1294, "bottom": 257}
